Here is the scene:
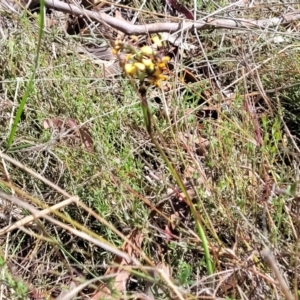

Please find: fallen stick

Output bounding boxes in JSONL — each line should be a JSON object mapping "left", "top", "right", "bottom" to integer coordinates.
{"left": 44, "top": 0, "right": 300, "bottom": 35}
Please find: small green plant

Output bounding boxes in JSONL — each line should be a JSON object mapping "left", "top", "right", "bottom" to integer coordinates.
{"left": 0, "top": 256, "right": 28, "bottom": 299}
{"left": 177, "top": 261, "right": 192, "bottom": 286}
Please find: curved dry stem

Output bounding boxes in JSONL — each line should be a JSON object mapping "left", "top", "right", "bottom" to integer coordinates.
{"left": 44, "top": 0, "right": 300, "bottom": 35}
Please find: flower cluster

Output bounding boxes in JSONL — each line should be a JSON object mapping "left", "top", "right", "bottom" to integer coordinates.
{"left": 111, "top": 40, "right": 123, "bottom": 55}
{"left": 112, "top": 36, "right": 170, "bottom": 87}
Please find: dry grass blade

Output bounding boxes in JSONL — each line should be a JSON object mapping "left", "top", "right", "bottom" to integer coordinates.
{"left": 0, "top": 191, "right": 139, "bottom": 264}
{"left": 57, "top": 275, "right": 121, "bottom": 300}
{"left": 0, "top": 151, "right": 151, "bottom": 266}
{"left": 0, "top": 151, "right": 72, "bottom": 197}
{"left": 262, "top": 249, "right": 294, "bottom": 300}
{"left": 0, "top": 196, "right": 77, "bottom": 235}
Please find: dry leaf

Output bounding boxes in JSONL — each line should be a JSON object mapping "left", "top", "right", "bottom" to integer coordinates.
{"left": 178, "top": 131, "right": 209, "bottom": 156}
{"left": 91, "top": 229, "right": 144, "bottom": 300}
{"left": 164, "top": 0, "right": 194, "bottom": 20}
{"left": 43, "top": 118, "right": 94, "bottom": 152}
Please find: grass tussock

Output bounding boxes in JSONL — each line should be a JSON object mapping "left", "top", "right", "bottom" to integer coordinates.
{"left": 0, "top": 1, "right": 300, "bottom": 299}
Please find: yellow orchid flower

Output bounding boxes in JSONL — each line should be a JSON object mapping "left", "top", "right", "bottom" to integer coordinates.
{"left": 141, "top": 46, "right": 154, "bottom": 56}
{"left": 124, "top": 63, "right": 136, "bottom": 77}
{"left": 134, "top": 62, "right": 146, "bottom": 71}
{"left": 152, "top": 35, "right": 163, "bottom": 48}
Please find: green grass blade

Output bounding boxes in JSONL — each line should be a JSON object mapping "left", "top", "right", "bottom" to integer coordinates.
{"left": 7, "top": 0, "right": 45, "bottom": 148}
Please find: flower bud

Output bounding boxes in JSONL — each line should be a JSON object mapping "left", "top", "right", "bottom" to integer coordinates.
{"left": 125, "top": 54, "right": 133, "bottom": 61}
{"left": 158, "top": 62, "right": 166, "bottom": 70}
{"left": 152, "top": 68, "right": 162, "bottom": 78}
{"left": 142, "top": 58, "right": 153, "bottom": 67}
{"left": 141, "top": 46, "right": 154, "bottom": 56}
{"left": 130, "top": 35, "right": 138, "bottom": 42}
{"left": 161, "top": 56, "right": 170, "bottom": 63}
{"left": 134, "top": 62, "right": 146, "bottom": 71}
{"left": 124, "top": 63, "right": 136, "bottom": 76}
{"left": 152, "top": 35, "right": 162, "bottom": 47}
{"left": 141, "top": 59, "right": 154, "bottom": 74}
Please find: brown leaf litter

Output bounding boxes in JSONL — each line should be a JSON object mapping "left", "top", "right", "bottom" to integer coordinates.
{"left": 43, "top": 118, "right": 93, "bottom": 152}
{"left": 91, "top": 229, "right": 144, "bottom": 300}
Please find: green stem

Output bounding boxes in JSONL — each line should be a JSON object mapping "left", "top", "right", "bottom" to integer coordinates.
{"left": 139, "top": 85, "right": 213, "bottom": 275}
